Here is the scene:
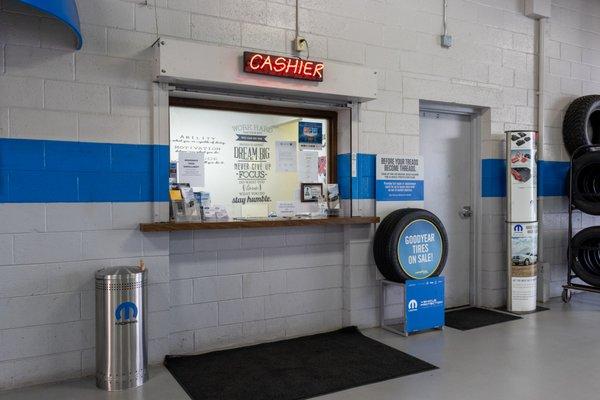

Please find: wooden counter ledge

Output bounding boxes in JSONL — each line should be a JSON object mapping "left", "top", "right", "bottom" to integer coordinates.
{"left": 140, "top": 216, "right": 380, "bottom": 232}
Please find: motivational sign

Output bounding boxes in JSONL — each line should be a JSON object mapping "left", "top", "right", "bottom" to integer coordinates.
{"left": 243, "top": 52, "right": 324, "bottom": 82}
{"left": 232, "top": 124, "right": 273, "bottom": 205}
{"left": 397, "top": 219, "right": 443, "bottom": 279}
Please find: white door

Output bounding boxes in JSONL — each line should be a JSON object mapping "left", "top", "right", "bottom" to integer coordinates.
{"left": 420, "top": 111, "right": 472, "bottom": 308}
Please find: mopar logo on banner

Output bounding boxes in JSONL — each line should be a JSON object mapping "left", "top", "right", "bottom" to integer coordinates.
{"left": 407, "top": 299, "right": 418, "bottom": 311}
{"left": 404, "top": 277, "right": 445, "bottom": 334}
{"left": 513, "top": 224, "right": 523, "bottom": 232}
{"left": 115, "top": 301, "right": 138, "bottom": 326}
{"left": 397, "top": 219, "right": 443, "bottom": 279}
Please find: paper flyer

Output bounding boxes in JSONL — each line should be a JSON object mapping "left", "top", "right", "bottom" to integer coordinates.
{"left": 275, "top": 141, "right": 297, "bottom": 172}
{"left": 298, "top": 151, "right": 319, "bottom": 183}
{"left": 178, "top": 151, "right": 205, "bottom": 188}
{"left": 276, "top": 201, "right": 297, "bottom": 217}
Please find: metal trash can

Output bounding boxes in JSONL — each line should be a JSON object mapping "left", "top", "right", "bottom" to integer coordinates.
{"left": 95, "top": 266, "right": 148, "bottom": 391}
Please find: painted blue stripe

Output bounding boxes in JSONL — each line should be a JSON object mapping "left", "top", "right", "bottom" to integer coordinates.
{"left": 481, "top": 158, "right": 570, "bottom": 197}
{"left": 481, "top": 159, "right": 506, "bottom": 198}
{"left": 538, "top": 160, "right": 569, "bottom": 197}
{"left": 337, "top": 153, "right": 376, "bottom": 200}
{"left": 0, "top": 138, "right": 169, "bottom": 203}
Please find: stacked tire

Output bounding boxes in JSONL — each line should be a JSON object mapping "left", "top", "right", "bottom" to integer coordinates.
{"left": 563, "top": 95, "right": 600, "bottom": 156}
{"left": 570, "top": 151, "right": 600, "bottom": 215}
{"left": 373, "top": 208, "right": 448, "bottom": 283}
{"left": 570, "top": 227, "right": 600, "bottom": 287}
{"left": 563, "top": 95, "right": 600, "bottom": 289}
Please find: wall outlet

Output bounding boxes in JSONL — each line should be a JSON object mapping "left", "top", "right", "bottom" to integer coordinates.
{"left": 441, "top": 34, "right": 453, "bottom": 48}
{"left": 294, "top": 36, "right": 306, "bottom": 52}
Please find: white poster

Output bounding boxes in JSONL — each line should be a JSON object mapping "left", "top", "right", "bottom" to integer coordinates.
{"left": 275, "top": 141, "right": 297, "bottom": 172}
{"left": 178, "top": 151, "right": 205, "bottom": 188}
{"left": 511, "top": 277, "right": 537, "bottom": 311}
{"left": 375, "top": 154, "right": 424, "bottom": 218}
{"left": 509, "top": 131, "right": 537, "bottom": 222}
{"left": 276, "top": 201, "right": 297, "bottom": 217}
{"left": 298, "top": 151, "right": 319, "bottom": 183}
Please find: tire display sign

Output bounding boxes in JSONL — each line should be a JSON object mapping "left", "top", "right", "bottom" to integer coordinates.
{"left": 398, "top": 219, "right": 443, "bottom": 279}
{"left": 404, "top": 276, "right": 445, "bottom": 334}
{"left": 376, "top": 154, "right": 424, "bottom": 219}
{"left": 374, "top": 209, "right": 448, "bottom": 283}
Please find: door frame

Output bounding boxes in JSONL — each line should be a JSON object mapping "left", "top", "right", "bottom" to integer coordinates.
{"left": 419, "top": 101, "right": 484, "bottom": 307}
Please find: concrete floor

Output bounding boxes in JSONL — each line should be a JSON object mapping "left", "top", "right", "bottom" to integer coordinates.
{"left": 2, "top": 293, "right": 600, "bottom": 400}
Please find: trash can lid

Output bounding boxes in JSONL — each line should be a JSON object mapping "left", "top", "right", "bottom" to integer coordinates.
{"left": 95, "top": 266, "right": 147, "bottom": 282}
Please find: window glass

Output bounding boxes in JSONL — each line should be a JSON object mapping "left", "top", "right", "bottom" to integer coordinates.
{"left": 169, "top": 105, "right": 330, "bottom": 218}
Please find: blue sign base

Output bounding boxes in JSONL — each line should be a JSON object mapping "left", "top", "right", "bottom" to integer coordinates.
{"left": 380, "top": 277, "right": 445, "bottom": 336}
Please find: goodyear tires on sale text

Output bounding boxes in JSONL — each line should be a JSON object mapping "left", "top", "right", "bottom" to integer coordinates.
{"left": 373, "top": 209, "right": 448, "bottom": 283}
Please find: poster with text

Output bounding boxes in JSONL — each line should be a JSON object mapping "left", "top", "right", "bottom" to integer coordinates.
{"left": 376, "top": 154, "right": 424, "bottom": 218}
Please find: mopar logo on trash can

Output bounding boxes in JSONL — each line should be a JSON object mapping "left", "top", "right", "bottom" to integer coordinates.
{"left": 397, "top": 219, "right": 443, "bottom": 279}
{"left": 115, "top": 301, "right": 138, "bottom": 326}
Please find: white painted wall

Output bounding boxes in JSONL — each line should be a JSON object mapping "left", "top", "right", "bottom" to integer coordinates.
{"left": 0, "top": 0, "right": 598, "bottom": 389}
{"left": 541, "top": 0, "right": 600, "bottom": 298}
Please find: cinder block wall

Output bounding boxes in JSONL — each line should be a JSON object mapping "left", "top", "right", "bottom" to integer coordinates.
{"left": 0, "top": 0, "right": 597, "bottom": 389}
{"left": 168, "top": 227, "right": 345, "bottom": 355}
{"left": 540, "top": 1, "right": 600, "bottom": 297}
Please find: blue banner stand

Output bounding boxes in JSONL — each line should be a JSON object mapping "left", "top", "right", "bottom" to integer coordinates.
{"left": 380, "top": 276, "right": 445, "bottom": 336}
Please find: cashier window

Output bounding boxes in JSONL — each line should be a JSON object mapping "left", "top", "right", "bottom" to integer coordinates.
{"left": 168, "top": 98, "right": 337, "bottom": 219}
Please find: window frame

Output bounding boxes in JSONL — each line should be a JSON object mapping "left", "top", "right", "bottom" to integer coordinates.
{"left": 168, "top": 97, "right": 338, "bottom": 186}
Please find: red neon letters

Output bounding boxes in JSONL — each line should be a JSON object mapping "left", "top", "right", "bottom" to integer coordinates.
{"left": 243, "top": 52, "right": 324, "bottom": 82}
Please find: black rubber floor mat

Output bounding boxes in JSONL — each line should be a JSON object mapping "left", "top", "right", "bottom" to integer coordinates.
{"left": 164, "top": 326, "right": 437, "bottom": 400}
{"left": 445, "top": 307, "right": 522, "bottom": 330}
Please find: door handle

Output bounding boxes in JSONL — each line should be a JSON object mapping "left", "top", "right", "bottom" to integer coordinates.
{"left": 459, "top": 206, "right": 472, "bottom": 218}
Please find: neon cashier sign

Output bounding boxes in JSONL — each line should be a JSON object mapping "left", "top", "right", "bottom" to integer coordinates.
{"left": 243, "top": 52, "right": 324, "bottom": 82}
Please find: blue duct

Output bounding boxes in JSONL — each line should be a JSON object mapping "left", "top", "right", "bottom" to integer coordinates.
{"left": 19, "top": 0, "right": 82, "bottom": 50}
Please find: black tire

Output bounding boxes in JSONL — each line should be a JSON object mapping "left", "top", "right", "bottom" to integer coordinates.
{"left": 571, "top": 151, "right": 600, "bottom": 215}
{"left": 563, "top": 95, "right": 600, "bottom": 155}
{"left": 571, "top": 226, "right": 600, "bottom": 288}
{"left": 373, "top": 208, "right": 417, "bottom": 281}
{"left": 373, "top": 209, "right": 448, "bottom": 282}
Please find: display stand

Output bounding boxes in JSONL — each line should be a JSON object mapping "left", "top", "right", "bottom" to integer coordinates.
{"left": 563, "top": 145, "right": 600, "bottom": 302}
{"left": 506, "top": 130, "right": 538, "bottom": 313}
{"left": 380, "top": 277, "right": 445, "bottom": 337}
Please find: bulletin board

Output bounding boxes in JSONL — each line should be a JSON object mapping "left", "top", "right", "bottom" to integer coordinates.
{"left": 169, "top": 98, "right": 337, "bottom": 218}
